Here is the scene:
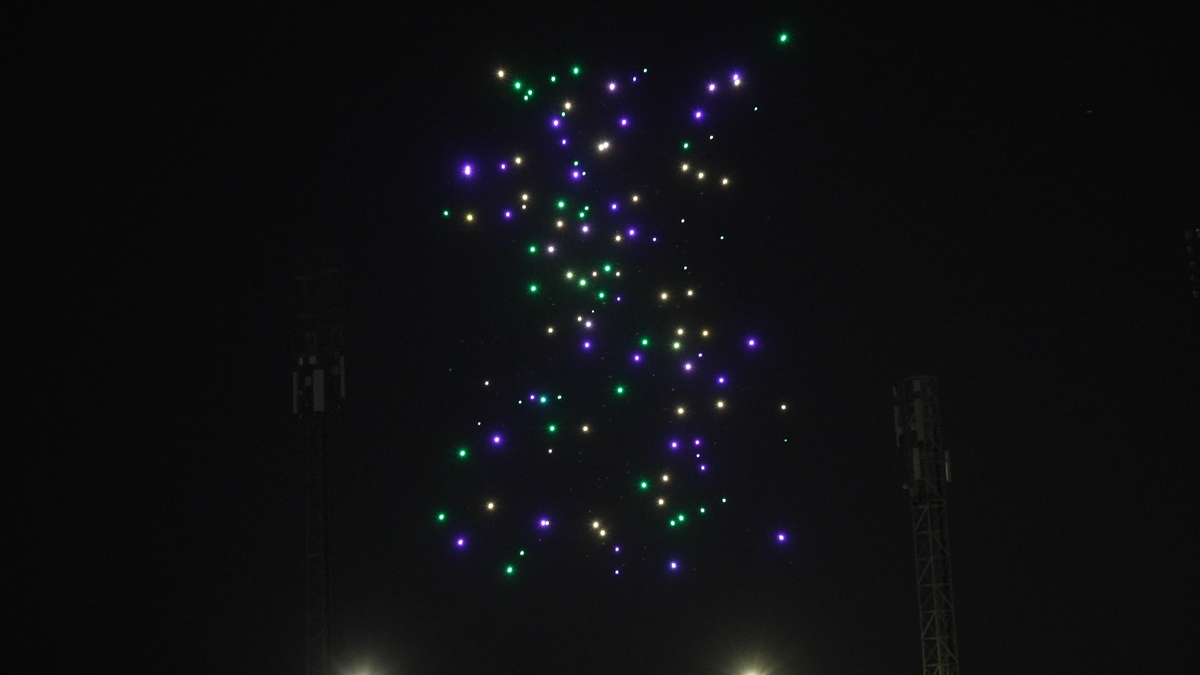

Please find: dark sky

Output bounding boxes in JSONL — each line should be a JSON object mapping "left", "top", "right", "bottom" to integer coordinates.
{"left": 18, "top": 3, "right": 1197, "bottom": 674}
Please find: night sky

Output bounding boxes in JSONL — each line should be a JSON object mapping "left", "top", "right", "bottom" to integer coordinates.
{"left": 19, "top": 4, "right": 1197, "bottom": 674}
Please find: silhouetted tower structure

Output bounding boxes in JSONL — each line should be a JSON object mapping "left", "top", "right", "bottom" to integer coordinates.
{"left": 292, "top": 252, "right": 345, "bottom": 675}
{"left": 894, "top": 376, "right": 959, "bottom": 675}
{"left": 1186, "top": 227, "right": 1199, "bottom": 308}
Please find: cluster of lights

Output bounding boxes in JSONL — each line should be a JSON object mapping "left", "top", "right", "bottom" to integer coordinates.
{"left": 440, "top": 45, "right": 791, "bottom": 578}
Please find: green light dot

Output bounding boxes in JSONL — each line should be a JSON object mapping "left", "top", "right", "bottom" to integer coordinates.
{"left": 557, "top": 200, "right": 566, "bottom": 209}
{"left": 523, "top": 95, "right": 529, "bottom": 101}
{"left": 539, "top": 396, "right": 547, "bottom": 404}
{"left": 682, "top": 142, "right": 690, "bottom": 150}
{"left": 597, "top": 291, "right": 606, "bottom": 300}
{"left": 639, "top": 481, "right": 649, "bottom": 490}
{"left": 514, "top": 81, "right": 522, "bottom": 90}
{"left": 615, "top": 386, "right": 625, "bottom": 395}
{"left": 579, "top": 279, "right": 587, "bottom": 287}
{"left": 550, "top": 75, "right": 557, "bottom": 83}
{"left": 529, "top": 284, "right": 538, "bottom": 293}
{"left": 442, "top": 209, "right": 451, "bottom": 217}
{"left": 669, "top": 520, "right": 676, "bottom": 527}
{"left": 506, "top": 565, "right": 514, "bottom": 574}
{"left": 572, "top": 66, "right": 580, "bottom": 75}
{"left": 528, "top": 245, "right": 537, "bottom": 254}
{"left": 677, "top": 513, "right": 686, "bottom": 522}
{"left": 779, "top": 32, "right": 789, "bottom": 43}
{"left": 437, "top": 512, "right": 446, "bottom": 522}
{"left": 578, "top": 212, "right": 586, "bottom": 219}
{"left": 519, "top": 550, "right": 526, "bottom": 556}
{"left": 699, "top": 507, "right": 706, "bottom": 514}
{"left": 603, "top": 264, "right": 612, "bottom": 272}
{"left": 548, "top": 424, "right": 557, "bottom": 433}
{"left": 640, "top": 338, "right": 650, "bottom": 346}
{"left": 526, "top": 89, "right": 533, "bottom": 96}
{"left": 458, "top": 448, "right": 468, "bottom": 458}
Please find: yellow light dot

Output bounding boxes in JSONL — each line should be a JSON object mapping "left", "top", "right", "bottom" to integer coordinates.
{"left": 702, "top": 330, "right": 709, "bottom": 337}
{"left": 599, "top": 530, "right": 606, "bottom": 537}
{"left": 697, "top": 172, "right": 705, "bottom": 180}
{"left": 514, "top": 156, "right": 522, "bottom": 164}
{"left": 582, "top": 425, "right": 589, "bottom": 433}
{"left": 781, "top": 404, "right": 788, "bottom": 411}
{"left": 615, "top": 234, "right": 622, "bottom": 242}
{"left": 676, "top": 407, "right": 686, "bottom": 415}
{"left": 631, "top": 194, "right": 639, "bottom": 202}
{"left": 657, "top": 498, "right": 665, "bottom": 506}
{"left": 716, "top": 400, "right": 725, "bottom": 409}
{"left": 566, "top": 271, "right": 574, "bottom": 279}
{"left": 487, "top": 502, "right": 495, "bottom": 510}
{"left": 593, "top": 521, "right": 600, "bottom": 528}
{"left": 564, "top": 101, "right": 572, "bottom": 110}
{"left": 521, "top": 194, "right": 529, "bottom": 201}
{"left": 721, "top": 178, "right": 729, "bottom": 185}
{"left": 681, "top": 164, "right": 689, "bottom": 172}
{"left": 661, "top": 474, "right": 669, "bottom": 482}
{"left": 686, "top": 289, "right": 694, "bottom": 297}
{"left": 465, "top": 213, "right": 474, "bottom": 222}
{"left": 547, "top": 326, "right": 555, "bottom": 334}
{"left": 660, "top": 292, "right": 669, "bottom": 300}
{"left": 497, "top": 70, "right": 505, "bottom": 78}
{"left": 556, "top": 220, "right": 564, "bottom": 228}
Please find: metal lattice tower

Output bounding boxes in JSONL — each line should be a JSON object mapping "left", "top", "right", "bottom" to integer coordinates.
{"left": 894, "top": 376, "right": 959, "bottom": 675}
{"left": 292, "top": 252, "right": 345, "bottom": 675}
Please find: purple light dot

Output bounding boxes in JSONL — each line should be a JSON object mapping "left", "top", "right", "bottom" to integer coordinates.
{"left": 456, "top": 538, "right": 466, "bottom": 547}
{"left": 539, "top": 518, "right": 551, "bottom": 528}
{"left": 615, "top": 569, "right": 620, "bottom": 575}
{"left": 572, "top": 170, "right": 580, "bottom": 179}
{"left": 669, "top": 561, "right": 678, "bottom": 570}
{"left": 620, "top": 118, "right": 629, "bottom": 126}
{"left": 694, "top": 438, "right": 701, "bottom": 446}
{"left": 583, "top": 341, "right": 591, "bottom": 350}
{"left": 683, "top": 362, "right": 693, "bottom": 371}
{"left": 615, "top": 296, "right": 622, "bottom": 302}
{"left": 717, "top": 376, "right": 726, "bottom": 385}
{"left": 777, "top": 532, "right": 787, "bottom": 543}
{"left": 614, "top": 546, "right": 621, "bottom": 553}
{"left": 731, "top": 72, "right": 741, "bottom": 81}
{"left": 670, "top": 440, "right": 679, "bottom": 449}
{"left": 552, "top": 119, "right": 560, "bottom": 127}
{"left": 632, "top": 353, "right": 642, "bottom": 362}
{"left": 504, "top": 211, "right": 512, "bottom": 219}
{"left": 627, "top": 228, "right": 636, "bottom": 237}
{"left": 652, "top": 237, "right": 658, "bottom": 242}
{"left": 608, "top": 82, "right": 616, "bottom": 91}
{"left": 700, "top": 464, "right": 707, "bottom": 471}
{"left": 747, "top": 338, "right": 757, "bottom": 348}
{"left": 708, "top": 83, "right": 716, "bottom": 92}
{"left": 694, "top": 110, "right": 703, "bottom": 119}
{"left": 561, "top": 138, "right": 568, "bottom": 146}
{"left": 610, "top": 203, "right": 618, "bottom": 211}
{"left": 500, "top": 163, "right": 507, "bottom": 170}
{"left": 492, "top": 435, "right": 502, "bottom": 445}
{"left": 463, "top": 164, "right": 472, "bottom": 176}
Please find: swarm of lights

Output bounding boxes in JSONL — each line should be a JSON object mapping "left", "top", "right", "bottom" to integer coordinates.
{"left": 438, "top": 41, "right": 792, "bottom": 579}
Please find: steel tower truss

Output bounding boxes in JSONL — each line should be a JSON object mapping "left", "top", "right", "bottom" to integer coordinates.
{"left": 894, "top": 376, "right": 959, "bottom": 675}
